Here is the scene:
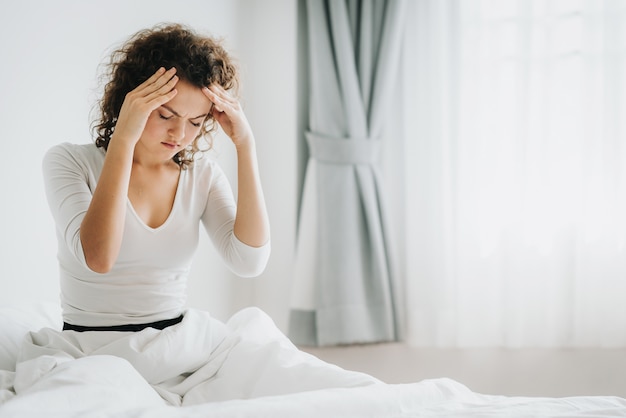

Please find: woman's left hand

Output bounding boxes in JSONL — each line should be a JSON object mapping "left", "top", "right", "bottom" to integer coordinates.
{"left": 203, "top": 84, "right": 254, "bottom": 148}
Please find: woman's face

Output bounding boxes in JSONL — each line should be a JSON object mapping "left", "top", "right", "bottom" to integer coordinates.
{"left": 138, "top": 78, "right": 213, "bottom": 161}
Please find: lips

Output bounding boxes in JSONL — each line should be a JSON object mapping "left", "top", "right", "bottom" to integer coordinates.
{"left": 161, "top": 142, "right": 179, "bottom": 149}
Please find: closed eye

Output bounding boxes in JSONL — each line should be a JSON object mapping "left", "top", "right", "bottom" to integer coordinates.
{"left": 159, "top": 113, "right": 173, "bottom": 121}
{"left": 190, "top": 121, "right": 202, "bottom": 127}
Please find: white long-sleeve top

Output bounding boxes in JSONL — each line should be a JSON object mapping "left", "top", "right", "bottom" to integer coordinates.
{"left": 42, "top": 143, "right": 270, "bottom": 327}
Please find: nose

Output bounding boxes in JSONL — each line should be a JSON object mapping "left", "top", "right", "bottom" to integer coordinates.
{"left": 168, "top": 119, "right": 185, "bottom": 141}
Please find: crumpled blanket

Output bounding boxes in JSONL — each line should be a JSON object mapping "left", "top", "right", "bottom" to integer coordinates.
{"left": 2, "top": 307, "right": 378, "bottom": 407}
{"left": 2, "top": 307, "right": 626, "bottom": 418}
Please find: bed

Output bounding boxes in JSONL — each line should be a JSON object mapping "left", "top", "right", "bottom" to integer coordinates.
{"left": 1, "top": 302, "right": 625, "bottom": 418}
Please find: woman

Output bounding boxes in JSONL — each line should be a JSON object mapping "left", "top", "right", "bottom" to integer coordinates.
{"left": 28, "top": 23, "right": 378, "bottom": 405}
{"left": 45, "top": 23, "right": 269, "bottom": 330}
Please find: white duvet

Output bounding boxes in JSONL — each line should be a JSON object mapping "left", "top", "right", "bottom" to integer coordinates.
{"left": 1, "top": 305, "right": 626, "bottom": 418}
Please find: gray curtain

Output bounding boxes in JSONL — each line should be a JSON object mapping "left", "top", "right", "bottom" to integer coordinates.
{"left": 289, "top": 0, "right": 406, "bottom": 346}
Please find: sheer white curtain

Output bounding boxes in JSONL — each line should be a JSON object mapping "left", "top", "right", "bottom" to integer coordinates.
{"left": 397, "top": 0, "right": 626, "bottom": 347}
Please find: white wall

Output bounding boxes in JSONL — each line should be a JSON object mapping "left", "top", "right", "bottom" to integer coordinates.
{"left": 231, "top": 1, "right": 298, "bottom": 329}
{"left": 0, "top": 0, "right": 297, "bottom": 330}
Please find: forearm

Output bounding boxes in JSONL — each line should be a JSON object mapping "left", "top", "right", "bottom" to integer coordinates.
{"left": 80, "top": 139, "right": 134, "bottom": 273}
{"left": 233, "top": 138, "right": 270, "bottom": 247}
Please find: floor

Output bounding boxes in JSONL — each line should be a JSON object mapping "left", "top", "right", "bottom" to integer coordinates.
{"left": 301, "top": 343, "right": 626, "bottom": 398}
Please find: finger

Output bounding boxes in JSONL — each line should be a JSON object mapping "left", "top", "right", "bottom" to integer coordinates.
{"left": 145, "top": 74, "right": 179, "bottom": 102}
{"left": 203, "top": 86, "right": 236, "bottom": 113}
{"left": 202, "top": 87, "right": 224, "bottom": 112}
{"left": 133, "top": 67, "right": 166, "bottom": 92}
{"left": 149, "top": 87, "right": 178, "bottom": 107}
{"left": 208, "top": 84, "right": 237, "bottom": 106}
{"left": 138, "top": 67, "right": 177, "bottom": 96}
{"left": 157, "top": 73, "right": 179, "bottom": 93}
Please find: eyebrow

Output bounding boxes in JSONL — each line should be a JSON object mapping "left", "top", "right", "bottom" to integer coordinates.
{"left": 161, "top": 105, "right": 208, "bottom": 120}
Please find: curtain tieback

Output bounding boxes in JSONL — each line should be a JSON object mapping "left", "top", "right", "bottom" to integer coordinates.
{"left": 306, "top": 131, "right": 380, "bottom": 165}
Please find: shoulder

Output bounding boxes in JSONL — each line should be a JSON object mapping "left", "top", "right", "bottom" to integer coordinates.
{"left": 189, "top": 153, "right": 221, "bottom": 172}
{"left": 44, "top": 142, "right": 104, "bottom": 162}
{"left": 43, "top": 142, "right": 105, "bottom": 173}
{"left": 186, "top": 154, "right": 228, "bottom": 187}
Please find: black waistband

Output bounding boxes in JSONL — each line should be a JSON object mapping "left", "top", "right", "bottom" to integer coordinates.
{"left": 63, "top": 314, "right": 184, "bottom": 332}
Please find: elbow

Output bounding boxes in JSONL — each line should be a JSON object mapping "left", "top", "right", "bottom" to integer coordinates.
{"left": 78, "top": 231, "right": 117, "bottom": 274}
{"left": 81, "top": 240, "right": 117, "bottom": 274}
{"left": 228, "top": 241, "right": 271, "bottom": 278}
{"left": 84, "top": 253, "right": 115, "bottom": 274}
{"left": 88, "top": 262, "right": 114, "bottom": 275}
{"left": 234, "top": 263, "right": 268, "bottom": 279}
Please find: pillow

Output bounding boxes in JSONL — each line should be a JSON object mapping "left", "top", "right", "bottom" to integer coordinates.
{"left": 0, "top": 301, "right": 62, "bottom": 371}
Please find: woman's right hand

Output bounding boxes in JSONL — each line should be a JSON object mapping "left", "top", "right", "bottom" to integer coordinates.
{"left": 80, "top": 68, "right": 178, "bottom": 273}
{"left": 111, "top": 67, "right": 179, "bottom": 147}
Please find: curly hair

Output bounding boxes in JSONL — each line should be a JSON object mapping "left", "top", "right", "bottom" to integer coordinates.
{"left": 93, "top": 23, "right": 239, "bottom": 168}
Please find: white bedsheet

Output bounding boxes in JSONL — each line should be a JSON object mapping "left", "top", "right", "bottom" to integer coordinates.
{"left": 1, "top": 305, "right": 626, "bottom": 418}
{"left": 3, "top": 369, "right": 626, "bottom": 418}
